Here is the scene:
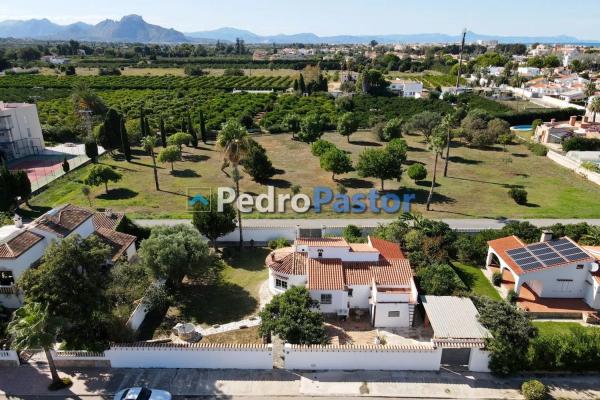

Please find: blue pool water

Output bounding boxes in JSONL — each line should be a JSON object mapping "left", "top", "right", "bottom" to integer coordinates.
{"left": 511, "top": 125, "right": 533, "bottom": 132}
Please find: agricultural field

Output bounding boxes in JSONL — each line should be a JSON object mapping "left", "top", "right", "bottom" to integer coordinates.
{"left": 386, "top": 71, "right": 466, "bottom": 89}
{"left": 26, "top": 127, "right": 600, "bottom": 219}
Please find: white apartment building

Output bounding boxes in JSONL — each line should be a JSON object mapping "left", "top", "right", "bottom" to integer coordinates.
{"left": 0, "top": 102, "right": 45, "bottom": 162}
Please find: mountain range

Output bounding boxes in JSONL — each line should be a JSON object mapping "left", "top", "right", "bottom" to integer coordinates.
{"left": 0, "top": 15, "right": 597, "bottom": 45}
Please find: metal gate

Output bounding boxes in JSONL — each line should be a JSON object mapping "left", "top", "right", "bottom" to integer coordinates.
{"left": 441, "top": 348, "right": 471, "bottom": 366}
{"left": 298, "top": 228, "right": 322, "bottom": 238}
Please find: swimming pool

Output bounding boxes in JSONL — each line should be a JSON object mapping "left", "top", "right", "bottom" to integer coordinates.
{"left": 510, "top": 125, "right": 534, "bottom": 132}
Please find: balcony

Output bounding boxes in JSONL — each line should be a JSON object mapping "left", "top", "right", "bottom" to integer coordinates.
{"left": 0, "top": 285, "right": 17, "bottom": 295}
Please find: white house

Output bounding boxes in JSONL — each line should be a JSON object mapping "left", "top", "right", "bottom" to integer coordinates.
{"left": 388, "top": 79, "right": 423, "bottom": 98}
{"left": 0, "top": 102, "right": 44, "bottom": 162}
{"left": 486, "top": 233, "right": 600, "bottom": 310}
{"left": 517, "top": 67, "right": 541, "bottom": 77}
{"left": 266, "top": 236, "right": 418, "bottom": 328}
{"left": 0, "top": 205, "right": 137, "bottom": 308}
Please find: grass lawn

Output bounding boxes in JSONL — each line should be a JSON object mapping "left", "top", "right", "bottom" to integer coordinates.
{"left": 532, "top": 321, "right": 596, "bottom": 336}
{"left": 201, "top": 325, "right": 263, "bottom": 345}
{"left": 452, "top": 262, "right": 502, "bottom": 300}
{"left": 497, "top": 99, "right": 549, "bottom": 112}
{"left": 141, "top": 247, "right": 269, "bottom": 339}
{"left": 27, "top": 128, "right": 600, "bottom": 219}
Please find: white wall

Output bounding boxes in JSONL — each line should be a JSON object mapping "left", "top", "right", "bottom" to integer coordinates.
{"left": 373, "top": 302, "right": 410, "bottom": 328}
{"left": 584, "top": 278, "right": 600, "bottom": 309}
{"left": 106, "top": 345, "right": 273, "bottom": 369}
{"left": 347, "top": 285, "right": 371, "bottom": 309}
{"left": 268, "top": 268, "right": 307, "bottom": 295}
{"left": 547, "top": 150, "right": 600, "bottom": 186}
{"left": 284, "top": 344, "right": 442, "bottom": 371}
{"left": 468, "top": 348, "right": 491, "bottom": 372}
{"left": 310, "top": 290, "right": 347, "bottom": 314}
{"left": 0, "top": 350, "right": 19, "bottom": 367}
{"left": 126, "top": 301, "right": 150, "bottom": 332}
{"left": 519, "top": 263, "right": 593, "bottom": 298}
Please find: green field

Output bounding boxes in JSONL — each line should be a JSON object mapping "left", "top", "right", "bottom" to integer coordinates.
{"left": 26, "top": 126, "right": 600, "bottom": 219}
{"left": 532, "top": 321, "right": 593, "bottom": 336}
{"left": 452, "top": 262, "right": 502, "bottom": 300}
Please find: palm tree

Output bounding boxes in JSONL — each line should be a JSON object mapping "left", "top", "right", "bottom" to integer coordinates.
{"left": 426, "top": 130, "right": 446, "bottom": 211}
{"left": 589, "top": 97, "right": 600, "bottom": 123}
{"left": 141, "top": 136, "right": 160, "bottom": 191}
{"left": 442, "top": 113, "right": 457, "bottom": 177}
{"left": 71, "top": 81, "right": 106, "bottom": 115}
{"left": 217, "top": 120, "right": 252, "bottom": 248}
{"left": 582, "top": 226, "right": 600, "bottom": 246}
{"left": 8, "top": 303, "right": 65, "bottom": 387}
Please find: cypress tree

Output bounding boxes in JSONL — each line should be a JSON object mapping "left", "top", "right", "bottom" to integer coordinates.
{"left": 298, "top": 73, "right": 306, "bottom": 93}
{"left": 159, "top": 116, "right": 167, "bottom": 148}
{"left": 187, "top": 112, "right": 198, "bottom": 148}
{"left": 13, "top": 170, "right": 31, "bottom": 206}
{"left": 120, "top": 117, "right": 132, "bottom": 162}
{"left": 199, "top": 110, "right": 207, "bottom": 144}
{"left": 144, "top": 117, "right": 151, "bottom": 139}
{"left": 0, "top": 164, "right": 17, "bottom": 212}
{"left": 139, "top": 104, "right": 146, "bottom": 137}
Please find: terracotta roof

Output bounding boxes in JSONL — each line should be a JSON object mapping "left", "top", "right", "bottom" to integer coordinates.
{"left": 93, "top": 211, "right": 125, "bottom": 231}
{"left": 93, "top": 227, "right": 136, "bottom": 262}
{"left": 296, "top": 237, "right": 350, "bottom": 247}
{"left": 344, "top": 259, "right": 413, "bottom": 286}
{"left": 369, "top": 236, "right": 405, "bottom": 259}
{"left": 349, "top": 243, "right": 377, "bottom": 252}
{"left": 307, "top": 258, "right": 345, "bottom": 290}
{"left": 487, "top": 235, "right": 526, "bottom": 275}
{"left": 267, "top": 251, "right": 307, "bottom": 275}
{"left": 0, "top": 230, "right": 44, "bottom": 259}
{"left": 33, "top": 204, "right": 94, "bottom": 237}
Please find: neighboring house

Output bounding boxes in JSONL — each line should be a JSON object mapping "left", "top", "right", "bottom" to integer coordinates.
{"left": 266, "top": 236, "right": 418, "bottom": 328}
{"left": 0, "top": 102, "right": 44, "bottom": 162}
{"left": 486, "top": 232, "right": 600, "bottom": 311}
{"left": 534, "top": 115, "right": 600, "bottom": 144}
{"left": 388, "top": 79, "right": 423, "bottom": 98}
{"left": 517, "top": 67, "right": 541, "bottom": 77}
{"left": 0, "top": 205, "right": 136, "bottom": 308}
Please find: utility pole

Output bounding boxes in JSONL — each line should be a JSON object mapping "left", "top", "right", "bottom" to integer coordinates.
{"left": 444, "top": 28, "right": 467, "bottom": 178}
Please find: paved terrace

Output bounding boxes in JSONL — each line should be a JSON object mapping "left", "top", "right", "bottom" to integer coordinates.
{"left": 1, "top": 365, "right": 600, "bottom": 399}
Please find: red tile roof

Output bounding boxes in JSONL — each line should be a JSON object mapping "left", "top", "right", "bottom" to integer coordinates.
{"left": 369, "top": 236, "right": 405, "bottom": 259}
{"left": 267, "top": 251, "right": 308, "bottom": 275}
{"left": 307, "top": 258, "right": 345, "bottom": 290}
{"left": 487, "top": 235, "right": 526, "bottom": 275}
{"left": 93, "top": 227, "right": 136, "bottom": 262}
{"left": 92, "top": 211, "right": 125, "bottom": 231}
{"left": 344, "top": 259, "right": 413, "bottom": 286}
{"left": 0, "top": 230, "right": 44, "bottom": 259}
{"left": 296, "top": 237, "right": 350, "bottom": 247}
{"left": 33, "top": 204, "right": 93, "bottom": 237}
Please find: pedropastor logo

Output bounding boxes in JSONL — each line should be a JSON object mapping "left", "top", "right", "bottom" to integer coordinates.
{"left": 207, "top": 186, "right": 414, "bottom": 214}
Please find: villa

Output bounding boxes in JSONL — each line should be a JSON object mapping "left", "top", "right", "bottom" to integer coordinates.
{"left": 534, "top": 115, "right": 600, "bottom": 145}
{"left": 0, "top": 204, "right": 137, "bottom": 308}
{"left": 266, "top": 236, "right": 418, "bottom": 328}
{"left": 486, "top": 232, "right": 600, "bottom": 317}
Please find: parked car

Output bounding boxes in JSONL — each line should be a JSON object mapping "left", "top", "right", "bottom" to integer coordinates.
{"left": 114, "top": 387, "right": 172, "bottom": 400}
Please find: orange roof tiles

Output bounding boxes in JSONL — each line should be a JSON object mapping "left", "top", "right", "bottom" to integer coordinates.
{"left": 487, "top": 235, "right": 526, "bottom": 275}
{"left": 93, "top": 227, "right": 136, "bottom": 262}
{"left": 0, "top": 230, "right": 44, "bottom": 259}
{"left": 33, "top": 204, "right": 93, "bottom": 237}
{"left": 93, "top": 212, "right": 125, "bottom": 231}
{"left": 369, "top": 236, "right": 405, "bottom": 259}
{"left": 267, "top": 251, "right": 308, "bottom": 275}
{"left": 296, "top": 237, "right": 350, "bottom": 247}
{"left": 307, "top": 258, "right": 345, "bottom": 290}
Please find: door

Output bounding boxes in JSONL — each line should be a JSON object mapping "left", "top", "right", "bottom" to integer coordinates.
{"left": 441, "top": 348, "right": 471, "bottom": 366}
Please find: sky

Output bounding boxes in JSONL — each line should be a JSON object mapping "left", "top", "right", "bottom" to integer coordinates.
{"left": 2, "top": 0, "right": 600, "bottom": 39}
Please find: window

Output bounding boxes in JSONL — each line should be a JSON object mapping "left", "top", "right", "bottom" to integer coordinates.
{"left": 275, "top": 278, "right": 288, "bottom": 290}
{"left": 320, "top": 294, "right": 332, "bottom": 304}
{"left": 317, "top": 249, "right": 324, "bottom": 258}
{"left": 576, "top": 265, "right": 584, "bottom": 270}
{"left": 0, "top": 270, "right": 14, "bottom": 286}
{"left": 388, "top": 311, "right": 400, "bottom": 318}
{"left": 347, "top": 288, "right": 353, "bottom": 297}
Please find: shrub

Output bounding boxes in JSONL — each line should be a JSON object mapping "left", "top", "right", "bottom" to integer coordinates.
{"left": 581, "top": 161, "right": 600, "bottom": 173}
{"left": 508, "top": 187, "right": 528, "bottom": 205}
{"left": 417, "top": 264, "right": 467, "bottom": 296}
{"left": 268, "top": 238, "right": 289, "bottom": 250}
{"left": 562, "top": 137, "right": 600, "bottom": 152}
{"left": 492, "top": 272, "right": 503, "bottom": 287}
{"left": 521, "top": 380, "right": 548, "bottom": 400}
{"left": 526, "top": 142, "right": 548, "bottom": 156}
{"left": 506, "top": 289, "right": 518, "bottom": 304}
{"left": 407, "top": 163, "right": 427, "bottom": 182}
{"left": 342, "top": 225, "right": 363, "bottom": 243}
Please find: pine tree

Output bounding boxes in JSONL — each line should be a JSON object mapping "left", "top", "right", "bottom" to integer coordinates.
{"left": 159, "top": 116, "right": 167, "bottom": 148}
{"left": 120, "top": 117, "right": 132, "bottom": 162}
{"left": 187, "top": 112, "right": 198, "bottom": 148}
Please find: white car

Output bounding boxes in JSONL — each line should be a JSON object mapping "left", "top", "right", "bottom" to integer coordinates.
{"left": 114, "top": 387, "right": 172, "bottom": 400}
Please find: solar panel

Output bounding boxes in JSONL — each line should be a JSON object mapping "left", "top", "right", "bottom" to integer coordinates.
{"left": 564, "top": 252, "right": 590, "bottom": 261}
{"left": 528, "top": 243, "right": 549, "bottom": 251}
{"left": 531, "top": 248, "right": 557, "bottom": 256}
{"left": 512, "top": 252, "right": 534, "bottom": 261}
{"left": 521, "top": 262, "right": 542, "bottom": 271}
{"left": 516, "top": 256, "right": 538, "bottom": 265}
{"left": 541, "top": 257, "right": 566, "bottom": 266}
{"left": 549, "top": 238, "right": 571, "bottom": 247}
{"left": 538, "top": 253, "right": 564, "bottom": 262}
{"left": 507, "top": 248, "right": 530, "bottom": 257}
{"left": 561, "top": 247, "right": 585, "bottom": 256}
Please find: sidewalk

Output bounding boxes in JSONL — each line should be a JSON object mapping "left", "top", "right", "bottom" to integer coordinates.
{"left": 1, "top": 365, "right": 600, "bottom": 399}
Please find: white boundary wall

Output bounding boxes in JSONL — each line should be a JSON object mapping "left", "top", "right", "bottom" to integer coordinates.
{"left": 218, "top": 227, "right": 296, "bottom": 243}
{"left": 468, "top": 348, "right": 491, "bottom": 372}
{"left": 284, "top": 344, "right": 442, "bottom": 371}
{"left": 547, "top": 150, "right": 600, "bottom": 186}
{"left": 105, "top": 344, "right": 273, "bottom": 369}
{"left": 0, "top": 350, "right": 19, "bottom": 367}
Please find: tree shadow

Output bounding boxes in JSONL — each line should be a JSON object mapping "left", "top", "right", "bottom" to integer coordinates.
{"left": 407, "top": 146, "right": 427, "bottom": 152}
{"left": 449, "top": 156, "right": 482, "bottom": 165}
{"left": 350, "top": 140, "right": 382, "bottom": 147}
{"left": 265, "top": 178, "right": 291, "bottom": 188}
{"left": 452, "top": 262, "right": 475, "bottom": 289}
{"left": 222, "top": 247, "right": 271, "bottom": 272}
{"left": 130, "top": 160, "right": 163, "bottom": 169}
{"left": 337, "top": 178, "right": 374, "bottom": 189}
{"left": 417, "top": 180, "right": 440, "bottom": 188}
{"left": 511, "top": 153, "right": 529, "bottom": 158}
{"left": 467, "top": 145, "right": 504, "bottom": 152}
{"left": 409, "top": 187, "right": 456, "bottom": 207}
{"left": 97, "top": 188, "right": 138, "bottom": 200}
{"left": 158, "top": 189, "right": 187, "bottom": 197}
{"left": 19, "top": 205, "right": 52, "bottom": 219}
{"left": 447, "top": 175, "right": 519, "bottom": 188}
{"left": 525, "top": 202, "right": 540, "bottom": 208}
{"left": 514, "top": 173, "right": 529, "bottom": 178}
{"left": 184, "top": 154, "right": 210, "bottom": 162}
{"left": 172, "top": 169, "right": 200, "bottom": 178}
{"left": 130, "top": 148, "right": 148, "bottom": 157}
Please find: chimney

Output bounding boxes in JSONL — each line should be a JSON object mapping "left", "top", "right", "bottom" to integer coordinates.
{"left": 540, "top": 230, "right": 553, "bottom": 243}
{"left": 13, "top": 214, "right": 23, "bottom": 228}
{"left": 104, "top": 208, "right": 114, "bottom": 218}
{"left": 569, "top": 116, "right": 577, "bottom": 126}
{"left": 550, "top": 118, "right": 556, "bottom": 124}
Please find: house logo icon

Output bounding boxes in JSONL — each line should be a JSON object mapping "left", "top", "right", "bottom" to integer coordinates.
{"left": 186, "top": 187, "right": 212, "bottom": 212}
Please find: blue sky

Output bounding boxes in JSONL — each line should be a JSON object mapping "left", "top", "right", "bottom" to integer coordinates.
{"left": 2, "top": 0, "right": 599, "bottom": 39}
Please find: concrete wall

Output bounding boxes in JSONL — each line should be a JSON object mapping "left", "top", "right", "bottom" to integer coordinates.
{"left": 310, "top": 290, "right": 347, "bottom": 314}
{"left": 372, "top": 302, "right": 410, "bottom": 328}
{"left": 519, "top": 263, "right": 593, "bottom": 298}
{"left": 268, "top": 268, "right": 307, "bottom": 295}
{"left": 547, "top": 150, "right": 600, "bottom": 186}
{"left": 0, "top": 350, "right": 19, "bottom": 367}
{"left": 284, "top": 344, "right": 442, "bottom": 371}
{"left": 51, "top": 350, "right": 110, "bottom": 368}
{"left": 347, "top": 285, "right": 371, "bottom": 309}
{"left": 105, "top": 344, "right": 273, "bottom": 369}
{"left": 126, "top": 301, "right": 150, "bottom": 332}
{"left": 468, "top": 348, "right": 491, "bottom": 372}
